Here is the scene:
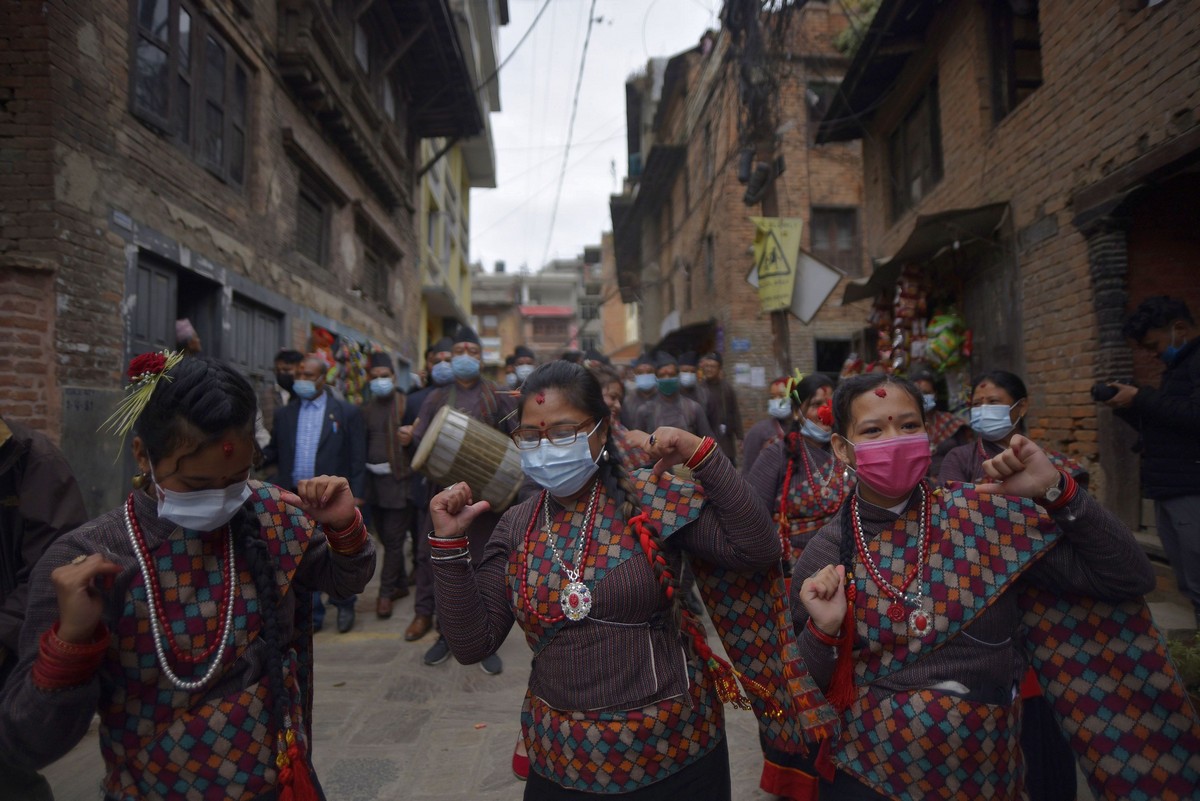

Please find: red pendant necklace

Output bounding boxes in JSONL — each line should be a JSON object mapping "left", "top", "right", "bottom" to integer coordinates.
{"left": 850, "top": 482, "right": 935, "bottom": 637}
{"left": 126, "top": 492, "right": 236, "bottom": 666}
{"left": 519, "top": 481, "right": 600, "bottom": 624}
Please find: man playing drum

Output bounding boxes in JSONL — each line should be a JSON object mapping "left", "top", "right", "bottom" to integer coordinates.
{"left": 408, "top": 325, "right": 518, "bottom": 674}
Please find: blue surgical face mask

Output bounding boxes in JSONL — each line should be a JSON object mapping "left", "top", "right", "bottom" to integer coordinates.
{"left": 1162, "top": 327, "right": 1188, "bottom": 365}
{"left": 679, "top": 371, "right": 698, "bottom": 388}
{"left": 767, "top": 398, "right": 792, "bottom": 420}
{"left": 520, "top": 420, "right": 604, "bottom": 497}
{"left": 370, "top": 377, "right": 395, "bottom": 398}
{"left": 922, "top": 393, "right": 937, "bottom": 412}
{"left": 292, "top": 380, "right": 318, "bottom": 400}
{"left": 505, "top": 372, "right": 519, "bottom": 389}
{"left": 152, "top": 469, "right": 251, "bottom": 532}
{"left": 451, "top": 354, "right": 480, "bottom": 380}
{"left": 515, "top": 364, "right": 536, "bottom": 383}
{"left": 634, "top": 373, "right": 657, "bottom": 392}
{"left": 430, "top": 360, "right": 454, "bottom": 385}
{"left": 801, "top": 417, "right": 832, "bottom": 443}
{"left": 657, "top": 377, "right": 680, "bottom": 396}
{"left": 970, "top": 402, "right": 1021, "bottom": 441}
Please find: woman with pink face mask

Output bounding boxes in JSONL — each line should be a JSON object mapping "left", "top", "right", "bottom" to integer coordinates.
{"left": 786, "top": 373, "right": 1200, "bottom": 801}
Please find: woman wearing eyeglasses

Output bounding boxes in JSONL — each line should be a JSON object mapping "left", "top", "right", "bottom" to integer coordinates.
{"left": 426, "top": 361, "right": 791, "bottom": 799}
{"left": 939, "top": 370, "right": 1087, "bottom": 489}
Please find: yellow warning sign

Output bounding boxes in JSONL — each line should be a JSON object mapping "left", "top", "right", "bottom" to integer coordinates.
{"left": 751, "top": 217, "right": 803, "bottom": 313}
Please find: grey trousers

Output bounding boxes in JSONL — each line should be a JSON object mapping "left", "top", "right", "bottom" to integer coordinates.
{"left": 1155, "top": 493, "right": 1200, "bottom": 619}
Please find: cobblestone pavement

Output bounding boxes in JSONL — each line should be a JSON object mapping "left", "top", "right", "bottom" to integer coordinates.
{"left": 41, "top": 559, "right": 1190, "bottom": 799}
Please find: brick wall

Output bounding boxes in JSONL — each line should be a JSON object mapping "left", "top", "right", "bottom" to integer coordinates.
{"left": 853, "top": 0, "right": 1199, "bottom": 499}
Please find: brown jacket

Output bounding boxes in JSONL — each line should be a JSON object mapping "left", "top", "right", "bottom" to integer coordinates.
{"left": 0, "top": 418, "right": 88, "bottom": 677}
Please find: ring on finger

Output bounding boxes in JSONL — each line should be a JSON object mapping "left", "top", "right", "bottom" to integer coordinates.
{"left": 648, "top": 434, "right": 656, "bottom": 446}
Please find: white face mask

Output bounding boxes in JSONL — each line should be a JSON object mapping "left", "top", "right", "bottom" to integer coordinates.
{"left": 679, "top": 372, "right": 698, "bottom": 388}
{"left": 515, "top": 364, "right": 536, "bottom": 383}
{"left": 152, "top": 468, "right": 251, "bottom": 531}
{"left": 970, "top": 402, "right": 1021, "bottom": 442}
{"left": 922, "top": 393, "right": 937, "bottom": 412}
{"left": 519, "top": 420, "right": 603, "bottom": 497}
{"left": 801, "top": 417, "right": 832, "bottom": 444}
{"left": 767, "top": 398, "right": 792, "bottom": 420}
{"left": 505, "top": 372, "right": 519, "bottom": 389}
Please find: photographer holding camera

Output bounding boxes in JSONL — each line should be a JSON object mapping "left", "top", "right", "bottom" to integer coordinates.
{"left": 1103, "top": 295, "right": 1200, "bottom": 629}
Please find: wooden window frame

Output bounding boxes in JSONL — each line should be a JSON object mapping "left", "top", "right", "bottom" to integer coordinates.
{"left": 887, "top": 80, "right": 943, "bottom": 221}
{"left": 296, "top": 175, "right": 330, "bottom": 267}
{"left": 989, "top": 0, "right": 1043, "bottom": 123}
{"left": 810, "top": 206, "right": 862, "bottom": 276}
{"left": 129, "top": 0, "right": 249, "bottom": 187}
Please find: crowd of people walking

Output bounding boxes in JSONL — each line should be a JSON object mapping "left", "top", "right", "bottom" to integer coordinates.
{"left": 0, "top": 295, "right": 1198, "bottom": 800}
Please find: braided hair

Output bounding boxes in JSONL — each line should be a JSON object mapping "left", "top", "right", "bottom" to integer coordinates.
{"left": 519, "top": 362, "right": 683, "bottom": 615}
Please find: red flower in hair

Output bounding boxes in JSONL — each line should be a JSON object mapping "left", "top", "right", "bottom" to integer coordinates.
{"left": 817, "top": 400, "right": 834, "bottom": 427}
{"left": 127, "top": 352, "right": 168, "bottom": 382}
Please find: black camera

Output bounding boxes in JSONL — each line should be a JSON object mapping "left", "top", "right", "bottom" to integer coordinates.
{"left": 1091, "top": 382, "right": 1120, "bottom": 402}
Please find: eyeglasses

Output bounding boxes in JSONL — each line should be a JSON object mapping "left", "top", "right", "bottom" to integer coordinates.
{"left": 511, "top": 419, "right": 597, "bottom": 450}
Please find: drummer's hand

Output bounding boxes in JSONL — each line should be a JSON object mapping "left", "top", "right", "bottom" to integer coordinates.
{"left": 975, "top": 434, "right": 1060, "bottom": 499}
{"left": 53, "top": 554, "right": 122, "bottom": 644}
{"left": 397, "top": 425, "right": 413, "bottom": 446}
{"left": 643, "top": 427, "right": 702, "bottom": 478}
{"left": 430, "top": 482, "right": 491, "bottom": 539}
{"left": 281, "top": 476, "right": 358, "bottom": 531}
{"left": 799, "top": 564, "right": 847, "bottom": 637}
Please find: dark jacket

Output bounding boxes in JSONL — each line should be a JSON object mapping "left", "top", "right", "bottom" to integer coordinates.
{"left": 264, "top": 389, "right": 367, "bottom": 498}
{"left": 1116, "top": 337, "right": 1200, "bottom": 499}
{"left": 0, "top": 419, "right": 88, "bottom": 679}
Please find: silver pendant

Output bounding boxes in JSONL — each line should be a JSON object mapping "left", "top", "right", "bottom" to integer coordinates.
{"left": 561, "top": 581, "right": 592, "bottom": 622}
{"left": 908, "top": 606, "right": 934, "bottom": 638}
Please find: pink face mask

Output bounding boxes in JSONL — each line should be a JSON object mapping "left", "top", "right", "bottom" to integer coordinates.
{"left": 849, "top": 434, "right": 931, "bottom": 499}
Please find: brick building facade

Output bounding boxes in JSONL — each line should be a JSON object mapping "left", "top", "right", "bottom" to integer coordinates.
{"left": 610, "top": 4, "right": 872, "bottom": 440}
{"left": 818, "top": 0, "right": 1199, "bottom": 521}
{"left": 0, "top": 0, "right": 486, "bottom": 514}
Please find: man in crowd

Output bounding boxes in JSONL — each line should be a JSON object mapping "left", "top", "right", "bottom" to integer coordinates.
{"left": 408, "top": 326, "right": 516, "bottom": 674}
{"left": 401, "top": 338, "right": 453, "bottom": 641}
{"left": 0, "top": 415, "right": 89, "bottom": 798}
{"left": 512, "top": 345, "right": 537, "bottom": 389}
{"left": 634, "top": 352, "right": 712, "bottom": 437}
{"left": 1106, "top": 295, "right": 1200, "bottom": 628}
{"left": 362, "top": 352, "right": 415, "bottom": 620}
{"left": 678, "top": 351, "right": 709, "bottom": 410}
{"left": 700, "top": 351, "right": 743, "bottom": 466}
{"left": 264, "top": 354, "right": 366, "bottom": 633}
{"left": 621, "top": 354, "right": 658, "bottom": 429}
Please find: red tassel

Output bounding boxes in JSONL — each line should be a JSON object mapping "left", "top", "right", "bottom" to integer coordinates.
{"left": 277, "top": 731, "right": 319, "bottom": 801}
{"left": 825, "top": 583, "right": 857, "bottom": 712}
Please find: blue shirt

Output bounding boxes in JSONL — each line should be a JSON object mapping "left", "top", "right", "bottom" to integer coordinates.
{"left": 293, "top": 390, "right": 328, "bottom": 484}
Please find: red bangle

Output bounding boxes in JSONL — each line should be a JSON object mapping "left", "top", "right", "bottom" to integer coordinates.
{"left": 325, "top": 508, "right": 367, "bottom": 555}
{"left": 685, "top": 437, "right": 718, "bottom": 470}
{"left": 32, "top": 621, "right": 110, "bottom": 690}
{"left": 806, "top": 618, "right": 846, "bottom": 646}
{"left": 1042, "top": 471, "right": 1079, "bottom": 513}
{"left": 428, "top": 536, "right": 469, "bottom": 549}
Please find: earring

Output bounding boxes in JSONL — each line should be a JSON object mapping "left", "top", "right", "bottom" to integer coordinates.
{"left": 131, "top": 471, "right": 149, "bottom": 489}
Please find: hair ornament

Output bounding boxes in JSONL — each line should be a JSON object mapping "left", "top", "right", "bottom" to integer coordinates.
{"left": 102, "top": 350, "right": 186, "bottom": 444}
{"left": 785, "top": 368, "right": 807, "bottom": 405}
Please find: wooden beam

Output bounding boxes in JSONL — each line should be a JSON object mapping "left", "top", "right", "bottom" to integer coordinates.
{"left": 382, "top": 21, "right": 429, "bottom": 75}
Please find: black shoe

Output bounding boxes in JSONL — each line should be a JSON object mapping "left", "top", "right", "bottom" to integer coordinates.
{"left": 423, "top": 636, "right": 452, "bottom": 666}
{"left": 336, "top": 605, "right": 356, "bottom": 634}
{"left": 480, "top": 653, "right": 503, "bottom": 675}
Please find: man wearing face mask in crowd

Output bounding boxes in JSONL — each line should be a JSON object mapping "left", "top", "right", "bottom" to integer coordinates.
{"left": 362, "top": 352, "right": 415, "bottom": 620}
{"left": 742, "top": 376, "right": 792, "bottom": 475}
{"left": 397, "top": 338, "right": 454, "bottom": 640}
{"left": 634, "top": 352, "right": 713, "bottom": 438}
{"left": 1105, "top": 295, "right": 1200, "bottom": 629}
{"left": 409, "top": 326, "right": 517, "bottom": 673}
{"left": 678, "top": 352, "right": 709, "bottom": 411}
{"left": 512, "top": 345, "right": 537, "bottom": 389}
{"left": 620, "top": 354, "right": 658, "bottom": 429}
{"left": 263, "top": 354, "right": 367, "bottom": 633}
{"left": 908, "top": 366, "right": 973, "bottom": 483}
{"left": 700, "top": 352, "right": 744, "bottom": 467}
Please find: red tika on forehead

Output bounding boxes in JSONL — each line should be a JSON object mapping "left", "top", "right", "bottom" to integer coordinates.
{"left": 222, "top": 442, "right": 234, "bottom": 457}
{"left": 875, "top": 387, "right": 888, "bottom": 398}
{"left": 536, "top": 391, "right": 546, "bottom": 404}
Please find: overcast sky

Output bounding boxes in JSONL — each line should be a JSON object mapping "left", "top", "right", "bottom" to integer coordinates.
{"left": 468, "top": 0, "right": 720, "bottom": 274}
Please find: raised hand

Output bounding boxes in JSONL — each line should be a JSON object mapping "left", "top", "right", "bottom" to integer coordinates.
{"left": 975, "top": 434, "right": 1061, "bottom": 499}
{"left": 642, "top": 426, "right": 703, "bottom": 478}
{"left": 53, "top": 554, "right": 122, "bottom": 643}
{"left": 430, "top": 482, "right": 491, "bottom": 539}
{"left": 281, "top": 475, "right": 358, "bottom": 531}
{"left": 799, "top": 564, "right": 847, "bottom": 637}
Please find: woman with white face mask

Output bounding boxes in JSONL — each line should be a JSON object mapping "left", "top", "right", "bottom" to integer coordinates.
{"left": 940, "top": 371, "right": 1087, "bottom": 489}
{"left": 741, "top": 377, "right": 791, "bottom": 475}
{"left": 0, "top": 354, "right": 375, "bottom": 799}
{"left": 786, "top": 374, "right": 1197, "bottom": 801}
{"left": 427, "top": 361, "right": 809, "bottom": 800}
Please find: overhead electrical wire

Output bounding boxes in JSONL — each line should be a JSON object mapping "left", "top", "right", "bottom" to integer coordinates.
{"left": 539, "top": 0, "right": 600, "bottom": 269}
{"left": 475, "top": 0, "right": 554, "bottom": 92}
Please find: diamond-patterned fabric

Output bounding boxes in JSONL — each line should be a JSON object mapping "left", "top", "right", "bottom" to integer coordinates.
{"left": 99, "top": 482, "right": 318, "bottom": 800}
{"left": 775, "top": 449, "right": 850, "bottom": 550}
